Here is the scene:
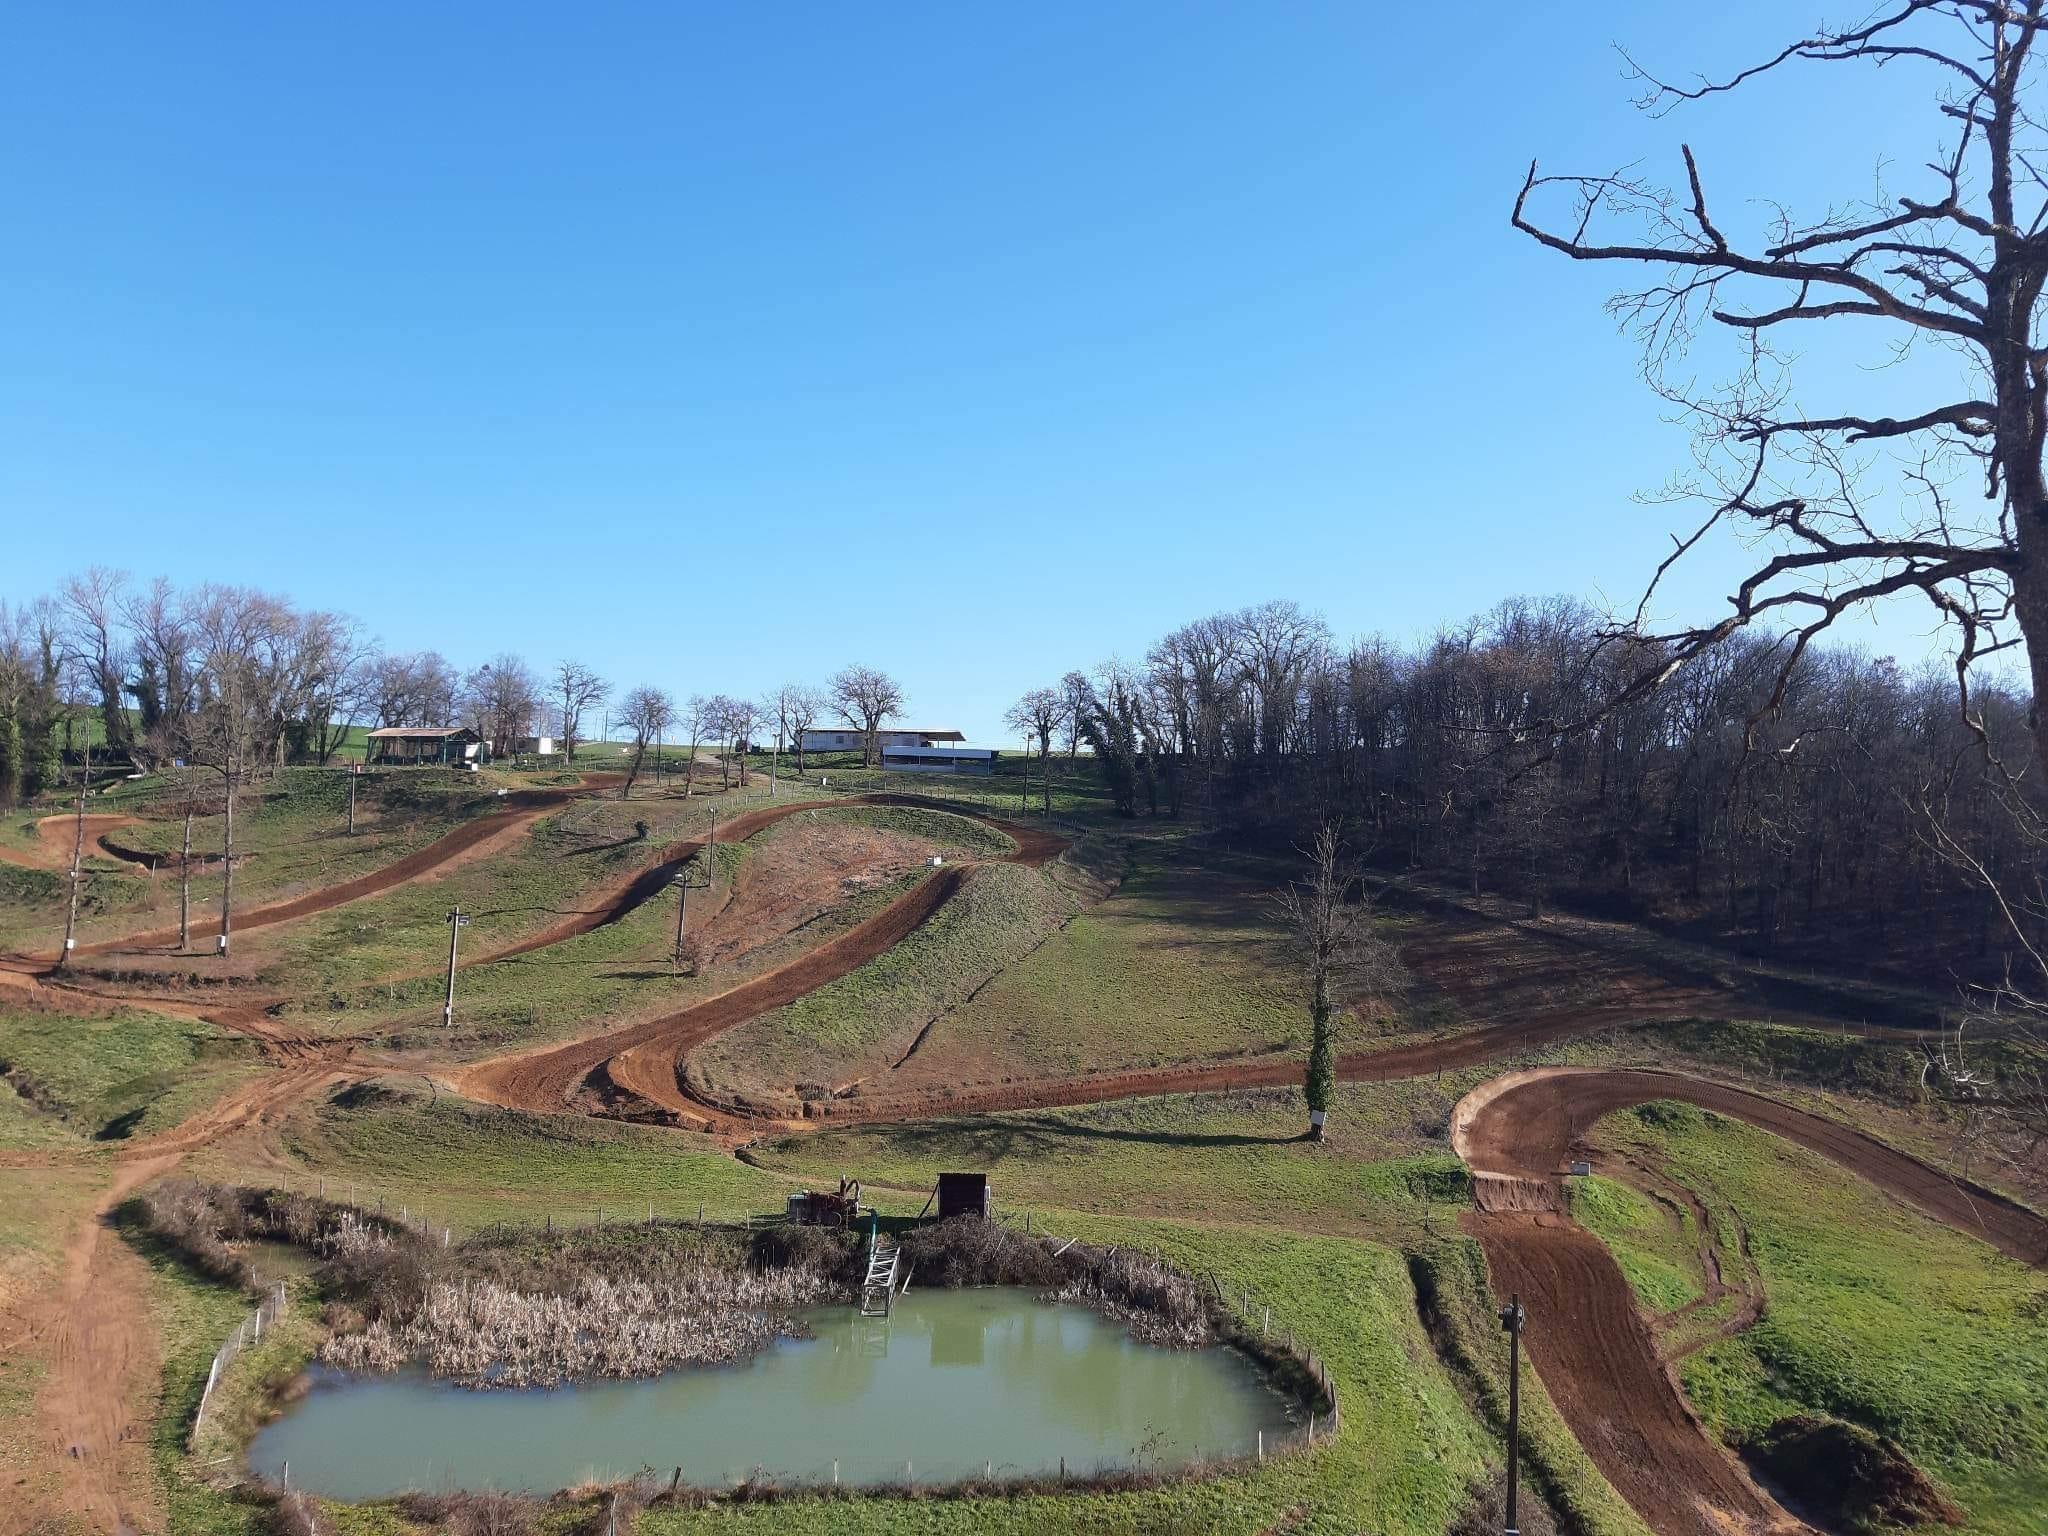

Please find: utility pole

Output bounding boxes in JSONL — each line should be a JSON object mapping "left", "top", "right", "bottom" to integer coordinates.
{"left": 1500, "top": 1295, "right": 1525, "bottom": 1536}
{"left": 346, "top": 763, "right": 358, "bottom": 834}
{"left": 770, "top": 728, "right": 779, "bottom": 798}
{"left": 442, "top": 906, "right": 470, "bottom": 1026}
{"left": 673, "top": 869, "right": 689, "bottom": 968}
{"left": 178, "top": 800, "right": 194, "bottom": 951}
{"left": 219, "top": 761, "right": 235, "bottom": 956}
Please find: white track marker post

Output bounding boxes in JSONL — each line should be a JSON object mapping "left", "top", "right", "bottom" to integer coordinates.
{"left": 443, "top": 906, "right": 469, "bottom": 1026}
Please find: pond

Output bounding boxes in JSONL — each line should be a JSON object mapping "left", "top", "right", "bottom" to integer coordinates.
{"left": 248, "top": 1288, "right": 1298, "bottom": 1497}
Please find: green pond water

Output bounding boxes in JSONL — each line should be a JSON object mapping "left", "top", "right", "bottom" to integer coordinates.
{"left": 248, "top": 1288, "right": 1297, "bottom": 1497}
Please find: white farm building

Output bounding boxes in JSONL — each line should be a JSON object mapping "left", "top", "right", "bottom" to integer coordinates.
{"left": 880, "top": 745, "right": 997, "bottom": 774}
{"left": 798, "top": 728, "right": 966, "bottom": 753}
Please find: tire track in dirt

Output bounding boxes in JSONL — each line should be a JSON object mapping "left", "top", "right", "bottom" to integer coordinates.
{"left": 476, "top": 792, "right": 1064, "bottom": 965}
{"left": 1446, "top": 1068, "right": 2048, "bottom": 1536}
{"left": 458, "top": 799, "right": 1066, "bottom": 1115}
{"left": 0, "top": 814, "right": 148, "bottom": 875}
{"left": 5, "top": 775, "right": 624, "bottom": 964}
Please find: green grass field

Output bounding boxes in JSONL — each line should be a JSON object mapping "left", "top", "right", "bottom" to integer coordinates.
{"left": 1588, "top": 1101, "right": 2048, "bottom": 1534}
{"left": 0, "top": 1004, "right": 257, "bottom": 1146}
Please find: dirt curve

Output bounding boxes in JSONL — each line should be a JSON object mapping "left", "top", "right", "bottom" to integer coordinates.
{"left": 1449, "top": 1068, "right": 2048, "bottom": 1536}
{"left": 43, "top": 775, "right": 626, "bottom": 960}
{"left": 460, "top": 797, "right": 1065, "bottom": 1115}
{"left": 0, "top": 814, "right": 146, "bottom": 875}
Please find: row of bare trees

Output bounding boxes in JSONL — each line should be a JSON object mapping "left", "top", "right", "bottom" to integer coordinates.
{"left": 1022, "top": 595, "right": 2043, "bottom": 982}
{"left": 0, "top": 573, "right": 644, "bottom": 808}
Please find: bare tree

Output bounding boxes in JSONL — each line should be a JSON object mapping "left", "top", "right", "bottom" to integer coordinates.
{"left": 768, "top": 682, "right": 826, "bottom": 777}
{"left": 617, "top": 686, "right": 674, "bottom": 800}
{"left": 679, "top": 694, "right": 712, "bottom": 797}
{"left": 553, "top": 660, "right": 608, "bottom": 765}
{"left": 123, "top": 577, "right": 196, "bottom": 768}
{"left": 1516, "top": 2, "right": 2048, "bottom": 1159}
{"left": 463, "top": 655, "right": 541, "bottom": 759}
{"left": 1059, "top": 670, "right": 1090, "bottom": 765}
{"left": 829, "top": 664, "right": 905, "bottom": 768}
{"left": 369, "top": 650, "right": 457, "bottom": 729}
{"left": 1269, "top": 823, "right": 1391, "bottom": 1140}
{"left": 183, "top": 585, "right": 284, "bottom": 956}
{"left": 1006, "top": 687, "right": 1072, "bottom": 817}
{"left": 721, "top": 696, "right": 761, "bottom": 787}
{"left": 1515, "top": 6, "right": 2048, "bottom": 755}
{"left": 61, "top": 567, "right": 132, "bottom": 761}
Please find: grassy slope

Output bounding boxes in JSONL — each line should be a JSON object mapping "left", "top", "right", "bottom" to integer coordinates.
{"left": 0, "top": 1004, "right": 258, "bottom": 1143}
{"left": 267, "top": 798, "right": 1003, "bottom": 1056}
{"left": 692, "top": 860, "right": 1086, "bottom": 1099}
{"left": 0, "top": 768, "right": 520, "bottom": 950}
{"left": 201, "top": 1080, "right": 796, "bottom": 1232}
{"left": 1589, "top": 1102, "right": 2048, "bottom": 1535}
{"left": 903, "top": 847, "right": 1313, "bottom": 1085}
{"left": 1565, "top": 1175, "right": 1706, "bottom": 1314}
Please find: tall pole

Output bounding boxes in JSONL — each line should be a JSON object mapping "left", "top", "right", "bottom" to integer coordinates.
{"left": 178, "top": 801, "right": 194, "bottom": 951}
{"left": 219, "top": 762, "right": 235, "bottom": 956}
{"left": 347, "top": 765, "right": 357, "bottom": 834}
{"left": 674, "top": 872, "right": 688, "bottom": 967}
{"left": 443, "top": 906, "right": 468, "bottom": 1025}
{"left": 59, "top": 739, "right": 91, "bottom": 968}
{"left": 770, "top": 727, "right": 779, "bottom": 798}
{"left": 1500, "top": 1295, "right": 1525, "bottom": 1536}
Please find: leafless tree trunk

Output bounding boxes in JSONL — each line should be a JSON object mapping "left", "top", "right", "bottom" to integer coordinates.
{"left": 1516, "top": 2, "right": 2048, "bottom": 1164}
{"left": 178, "top": 798, "right": 194, "bottom": 951}
{"left": 219, "top": 763, "right": 235, "bottom": 954}
{"left": 57, "top": 737, "right": 90, "bottom": 969}
{"left": 829, "top": 665, "right": 905, "bottom": 768}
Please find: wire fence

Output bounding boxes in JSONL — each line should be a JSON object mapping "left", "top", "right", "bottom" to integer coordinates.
{"left": 190, "top": 1279, "right": 288, "bottom": 1448}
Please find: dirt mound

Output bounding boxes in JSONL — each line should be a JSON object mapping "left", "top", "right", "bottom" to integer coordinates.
{"left": 478, "top": 793, "right": 1059, "bottom": 965}
{"left": 1747, "top": 1416, "right": 1962, "bottom": 1533}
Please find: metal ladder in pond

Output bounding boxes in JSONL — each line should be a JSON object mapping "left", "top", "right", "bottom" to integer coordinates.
{"left": 860, "top": 1228, "right": 899, "bottom": 1318}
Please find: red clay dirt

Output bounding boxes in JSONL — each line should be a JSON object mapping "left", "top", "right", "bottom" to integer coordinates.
{"left": 0, "top": 813, "right": 146, "bottom": 874}
{"left": 459, "top": 798, "right": 1065, "bottom": 1116}
{"left": 1447, "top": 1068, "right": 2048, "bottom": 1536}
{"left": 0, "top": 956, "right": 364, "bottom": 1536}
{"left": 478, "top": 792, "right": 1062, "bottom": 965}
{"left": 32, "top": 775, "right": 625, "bottom": 961}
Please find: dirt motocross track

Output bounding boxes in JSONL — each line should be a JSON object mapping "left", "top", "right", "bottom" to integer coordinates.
{"left": 459, "top": 797, "right": 1066, "bottom": 1117}
{"left": 57, "top": 775, "right": 625, "bottom": 959}
{"left": 1450, "top": 1068, "right": 2048, "bottom": 1536}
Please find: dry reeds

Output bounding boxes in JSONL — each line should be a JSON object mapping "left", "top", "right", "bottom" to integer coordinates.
{"left": 324, "top": 1258, "right": 839, "bottom": 1387}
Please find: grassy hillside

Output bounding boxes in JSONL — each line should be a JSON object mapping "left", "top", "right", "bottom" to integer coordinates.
{"left": 1588, "top": 1101, "right": 2048, "bottom": 1534}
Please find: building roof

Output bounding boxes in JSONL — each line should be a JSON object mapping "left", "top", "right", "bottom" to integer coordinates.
{"left": 807, "top": 727, "right": 966, "bottom": 741}
{"left": 366, "top": 726, "right": 474, "bottom": 739}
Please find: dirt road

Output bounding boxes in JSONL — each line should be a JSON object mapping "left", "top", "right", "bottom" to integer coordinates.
{"left": 1454, "top": 1067, "right": 2048, "bottom": 1266}
{"left": 1447, "top": 1068, "right": 2048, "bottom": 1536}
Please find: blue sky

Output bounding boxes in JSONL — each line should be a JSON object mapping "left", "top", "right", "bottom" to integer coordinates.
{"left": 0, "top": 5, "right": 1981, "bottom": 742}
